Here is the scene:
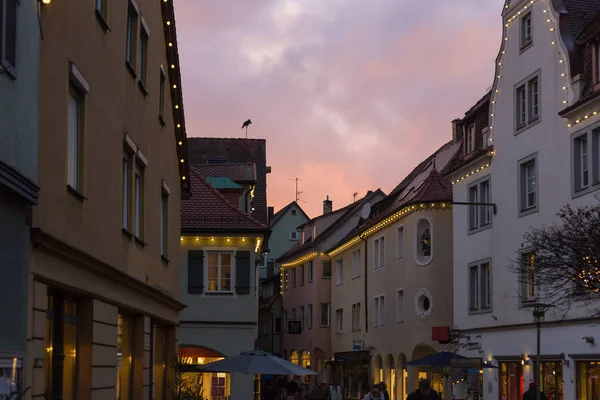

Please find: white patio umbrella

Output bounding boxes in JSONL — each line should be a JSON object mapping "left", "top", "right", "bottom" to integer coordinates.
{"left": 195, "top": 349, "right": 318, "bottom": 376}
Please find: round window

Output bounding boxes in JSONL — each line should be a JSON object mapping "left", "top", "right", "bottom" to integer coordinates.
{"left": 415, "top": 289, "right": 433, "bottom": 318}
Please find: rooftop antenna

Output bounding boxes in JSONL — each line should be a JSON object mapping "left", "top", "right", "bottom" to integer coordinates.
{"left": 353, "top": 192, "right": 358, "bottom": 202}
{"left": 241, "top": 119, "right": 252, "bottom": 138}
{"left": 288, "top": 177, "right": 305, "bottom": 203}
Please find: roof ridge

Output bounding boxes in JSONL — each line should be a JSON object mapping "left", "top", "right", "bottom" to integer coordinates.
{"left": 188, "top": 137, "right": 266, "bottom": 142}
{"left": 188, "top": 166, "right": 267, "bottom": 229}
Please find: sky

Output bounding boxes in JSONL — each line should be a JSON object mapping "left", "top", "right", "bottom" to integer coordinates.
{"left": 174, "top": 0, "right": 503, "bottom": 218}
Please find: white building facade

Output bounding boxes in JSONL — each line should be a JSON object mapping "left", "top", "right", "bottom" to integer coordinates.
{"left": 451, "top": 1, "right": 600, "bottom": 399}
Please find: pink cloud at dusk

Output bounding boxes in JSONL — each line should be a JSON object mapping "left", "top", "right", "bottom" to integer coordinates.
{"left": 174, "top": 0, "right": 504, "bottom": 218}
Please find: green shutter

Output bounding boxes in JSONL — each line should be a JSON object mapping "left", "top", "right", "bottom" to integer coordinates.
{"left": 188, "top": 250, "right": 204, "bottom": 294}
{"left": 235, "top": 251, "right": 251, "bottom": 294}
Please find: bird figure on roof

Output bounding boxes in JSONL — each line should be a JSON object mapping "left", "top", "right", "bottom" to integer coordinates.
{"left": 242, "top": 119, "right": 252, "bottom": 138}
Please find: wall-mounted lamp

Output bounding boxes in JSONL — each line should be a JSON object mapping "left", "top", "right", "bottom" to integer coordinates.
{"left": 520, "top": 354, "right": 529, "bottom": 365}
{"left": 42, "top": 0, "right": 51, "bottom": 4}
{"left": 583, "top": 336, "right": 595, "bottom": 345}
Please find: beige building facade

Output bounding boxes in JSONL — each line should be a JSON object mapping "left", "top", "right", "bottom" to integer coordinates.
{"left": 328, "top": 141, "right": 460, "bottom": 400}
{"left": 27, "top": 0, "right": 190, "bottom": 398}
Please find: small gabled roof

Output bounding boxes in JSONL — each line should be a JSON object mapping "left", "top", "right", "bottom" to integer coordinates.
{"left": 193, "top": 162, "right": 257, "bottom": 183}
{"left": 270, "top": 201, "right": 310, "bottom": 227}
{"left": 205, "top": 176, "right": 243, "bottom": 190}
{"left": 181, "top": 166, "right": 268, "bottom": 233}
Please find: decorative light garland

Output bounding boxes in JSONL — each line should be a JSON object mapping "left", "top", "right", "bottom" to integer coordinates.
{"left": 451, "top": 163, "right": 491, "bottom": 185}
{"left": 281, "top": 252, "right": 319, "bottom": 268}
{"left": 179, "top": 236, "right": 249, "bottom": 243}
{"left": 575, "top": 256, "right": 600, "bottom": 293}
{"left": 567, "top": 111, "right": 600, "bottom": 128}
{"left": 327, "top": 202, "right": 451, "bottom": 257}
{"left": 489, "top": 0, "right": 571, "bottom": 145}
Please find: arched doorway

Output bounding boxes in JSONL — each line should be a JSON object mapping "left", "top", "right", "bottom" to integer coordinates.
{"left": 373, "top": 354, "right": 383, "bottom": 384}
{"left": 410, "top": 344, "right": 442, "bottom": 395}
{"left": 397, "top": 353, "right": 408, "bottom": 399}
{"left": 178, "top": 345, "right": 229, "bottom": 399}
{"left": 385, "top": 354, "right": 395, "bottom": 400}
{"left": 291, "top": 350, "right": 300, "bottom": 365}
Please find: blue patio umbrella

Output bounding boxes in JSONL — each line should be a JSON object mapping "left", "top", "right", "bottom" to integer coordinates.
{"left": 407, "top": 351, "right": 497, "bottom": 368}
{"left": 195, "top": 349, "right": 318, "bottom": 375}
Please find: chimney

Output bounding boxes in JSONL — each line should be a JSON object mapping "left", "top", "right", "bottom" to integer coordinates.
{"left": 452, "top": 119, "right": 464, "bottom": 143}
{"left": 323, "top": 195, "right": 333, "bottom": 215}
{"left": 268, "top": 206, "right": 274, "bottom": 224}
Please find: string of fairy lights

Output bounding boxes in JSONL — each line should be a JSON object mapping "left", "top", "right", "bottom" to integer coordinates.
{"left": 454, "top": 0, "right": 573, "bottom": 185}
{"left": 179, "top": 236, "right": 263, "bottom": 253}
{"left": 576, "top": 256, "right": 600, "bottom": 293}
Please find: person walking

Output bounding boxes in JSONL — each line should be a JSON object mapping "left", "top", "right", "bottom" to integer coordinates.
{"left": 363, "top": 384, "right": 382, "bottom": 400}
{"left": 522, "top": 382, "right": 548, "bottom": 400}
{"left": 379, "top": 382, "right": 390, "bottom": 400}
{"left": 407, "top": 379, "right": 441, "bottom": 400}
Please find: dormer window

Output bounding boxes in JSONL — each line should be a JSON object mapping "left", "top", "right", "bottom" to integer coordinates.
{"left": 466, "top": 124, "right": 475, "bottom": 154}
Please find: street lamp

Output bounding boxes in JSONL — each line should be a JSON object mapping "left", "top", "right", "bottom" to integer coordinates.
{"left": 531, "top": 302, "right": 553, "bottom": 400}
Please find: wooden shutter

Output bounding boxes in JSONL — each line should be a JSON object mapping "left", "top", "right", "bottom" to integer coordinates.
{"left": 187, "top": 250, "right": 204, "bottom": 294}
{"left": 1, "top": 0, "right": 17, "bottom": 73}
{"left": 235, "top": 251, "right": 251, "bottom": 294}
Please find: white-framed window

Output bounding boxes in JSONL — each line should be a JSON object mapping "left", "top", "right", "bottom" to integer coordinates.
{"left": 335, "top": 260, "right": 343, "bottom": 285}
{"left": 122, "top": 150, "right": 132, "bottom": 230}
{"left": 300, "top": 264, "right": 305, "bottom": 286}
{"left": 521, "top": 12, "right": 533, "bottom": 47}
{"left": 468, "top": 177, "right": 492, "bottom": 232}
{"left": 307, "top": 304, "right": 313, "bottom": 329}
{"left": 336, "top": 309, "right": 343, "bottom": 333}
{"left": 134, "top": 161, "right": 145, "bottom": 239}
{"left": 520, "top": 251, "right": 536, "bottom": 303}
{"left": 351, "top": 303, "right": 361, "bottom": 331}
{"left": 290, "top": 231, "right": 299, "bottom": 241}
{"left": 300, "top": 306, "right": 304, "bottom": 329}
{"left": 206, "top": 252, "right": 233, "bottom": 293}
{"left": 519, "top": 154, "right": 538, "bottom": 215}
{"left": 373, "top": 236, "right": 385, "bottom": 270}
{"left": 396, "top": 226, "right": 404, "bottom": 260}
{"left": 373, "top": 295, "right": 385, "bottom": 328}
{"left": 308, "top": 260, "right": 313, "bottom": 282}
{"left": 515, "top": 72, "right": 541, "bottom": 131}
{"left": 138, "top": 18, "right": 149, "bottom": 86}
{"left": 571, "top": 129, "right": 600, "bottom": 195}
{"left": 125, "top": 1, "right": 139, "bottom": 69}
{"left": 466, "top": 124, "right": 475, "bottom": 153}
{"left": 469, "top": 260, "right": 492, "bottom": 312}
{"left": 291, "top": 267, "right": 297, "bottom": 288}
{"left": 95, "top": 0, "right": 108, "bottom": 25}
{"left": 67, "top": 84, "right": 85, "bottom": 192}
{"left": 320, "top": 303, "right": 330, "bottom": 327}
{"left": 0, "top": 0, "right": 17, "bottom": 76}
{"left": 396, "top": 290, "right": 404, "bottom": 323}
{"left": 159, "top": 66, "right": 166, "bottom": 122}
{"left": 352, "top": 250, "right": 361, "bottom": 279}
{"left": 160, "top": 184, "right": 169, "bottom": 258}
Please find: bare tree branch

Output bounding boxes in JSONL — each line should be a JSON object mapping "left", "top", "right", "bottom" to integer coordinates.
{"left": 507, "top": 194, "right": 600, "bottom": 318}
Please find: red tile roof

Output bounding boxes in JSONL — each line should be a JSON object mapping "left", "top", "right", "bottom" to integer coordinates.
{"left": 181, "top": 166, "right": 268, "bottom": 233}
{"left": 187, "top": 138, "right": 268, "bottom": 225}
{"left": 192, "top": 162, "right": 257, "bottom": 183}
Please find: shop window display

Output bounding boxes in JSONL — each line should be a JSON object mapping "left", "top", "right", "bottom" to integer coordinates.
{"left": 576, "top": 361, "right": 600, "bottom": 400}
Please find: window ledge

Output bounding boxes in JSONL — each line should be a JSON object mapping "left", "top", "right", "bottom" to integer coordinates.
{"left": 204, "top": 292, "right": 235, "bottom": 296}
{"left": 95, "top": 10, "right": 110, "bottom": 31}
{"left": 519, "top": 40, "right": 533, "bottom": 54}
{"left": 134, "top": 236, "right": 146, "bottom": 248}
{"left": 515, "top": 117, "right": 542, "bottom": 136}
{"left": 66, "top": 185, "right": 86, "bottom": 202}
{"left": 158, "top": 115, "right": 166, "bottom": 126}
{"left": 121, "top": 228, "right": 134, "bottom": 238}
{"left": 468, "top": 308, "right": 493, "bottom": 316}
{"left": 467, "top": 223, "right": 492, "bottom": 236}
{"left": 397, "top": 321, "right": 404, "bottom": 324}
{"left": 125, "top": 61, "right": 137, "bottom": 78}
{"left": 161, "top": 255, "right": 171, "bottom": 265}
{"left": 138, "top": 80, "right": 148, "bottom": 96}
{"left": 572, "top": 182, "right": 600, "bottom": 200}
{"left": 335, "top": 282, "right": 343, "bottom": 286}
{"left": 519, "top": 206, "right": 539, "bottom": 218}
{"left": 322, "top": 276, "right": 331, "bottom": 279}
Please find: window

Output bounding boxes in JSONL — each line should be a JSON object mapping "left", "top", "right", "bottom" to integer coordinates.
{"left": 134, "top": 161, "right": 145, "bottom": 239}
{"left": 468, "top": 178, "right": 492, "bottom": 232}
{"left": 138, "top": 20, "right": 149, "bottom": 87}
{"left": 290, "top": 231, "right": 299, "bottom": 240}
{"left": 320, "top": 303, "right": 330, "bottom": 327}
{"left": 160, "top": 184, "right": 169, "bottom": 258}
{"left": 67, "top": 84, "right": 85, "bottom": 192}
{"left": 576, "top": 361, "right": 600, "bottom": 400}
{"left": 322, "top": 261, "right": 331, "bottom": 278}
{"left": 351, "top": 303, "right": 361, "bottom": 331}
{"left": 45, "top": 294, "right": 77, "bottom": 400}
{"left": 396, "top": 290, "right": 404, "bottom": 323}
{"left": 300, "top": 264, "right": 305, "bottom": 286}
{"left": 335, "top": 260, "right": 343, "bottom": 285}
{"left": 158, "top": 67, "right": 166, "bottom": 122}
{"left": 308, "top": 260, "right": 313, "bottom": 282}
{"left": 352, "top": 250, "right": 361, "bottom": 278}
{"left": 117, "top": 314, "right": 134, "bottom": 400}
{"left": 95, "top": 0, "right": 109, "bottom": 26}
{"left": 291, "top": 209, "right": 297, "bottom": 215}
{"left": 469, "top": 260, "right": 491, "bottom": 312}
{"left": 0, "top": 0, "right": 17, "bottom": 75}
{"left": 466, "top": 124, "right": 475, "bottom": 153}
{"left": 575, "top": 135, "right": 589, "bottom": 190}
{"left": 273, "top": 317, "right": 282, "bottom": 334}
{"left": 125, "top": 2, "right": 139, "bottom": 69}
{"left": 152, "top": 325, "right": 167, "bottom": 399}
{"left": 520, "top": 251, "right": 536, "bottom": 303}
{"left": 307, "top": 304, "right": 313, "bottom": 329}
{"left": 206, "top": 252, "right": 233, "bottom": 293}
{"left": 373, "top": 295, "right": 385, "bottom": 328}
{"left": 499, "top": 362, "right": 524, "bottom": 400}
{"left": 571, "top": 130, "right": 600, "bottom": 194}
{"left": 300, "top": 306, "right": 304, "bottom": 329}
{"left": 396, "top": 226, "right": 404, "bottom": 260}
{"left": 335, "top": 309, "right": 343, "bottom": 333}
{"left": 521, "top": 12, "right": 532, "bottom": 47}
{"left": 291, "top": 267, "right": 296, "bottom": 288}
{"left": 515, "top": 72, "right": 541, "bottom": 131}
{"left": 519, "top": 155, "right": 538, "bottom": 215}
{"left": 416, "top": 218, "right": 433, "bottom": 264}
{"left": 374, "top": 236, "right": 385, "bottom": 270}
{"left": 122, "top": 150, "right": 132, "bottom": 230}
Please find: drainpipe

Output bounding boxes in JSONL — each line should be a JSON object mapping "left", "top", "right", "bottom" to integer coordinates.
{"left": 359, "top": 234, "right": 368, "bottom": 333}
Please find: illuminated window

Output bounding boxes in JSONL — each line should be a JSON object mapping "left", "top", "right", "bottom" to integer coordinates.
{"left": 499, "top": 362, "right": 524, "bottom": 400}
{"left": 520, "top": 252, "right": 536, "bottom": 303}
{"left": 117, "top": 315, "right": 134, "bottom": 400}
{"left": 206, "top": 252, "right": 233, "bottom": 293}
{"left": 576, "top": 361, "right": 600, "bottom": 400}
